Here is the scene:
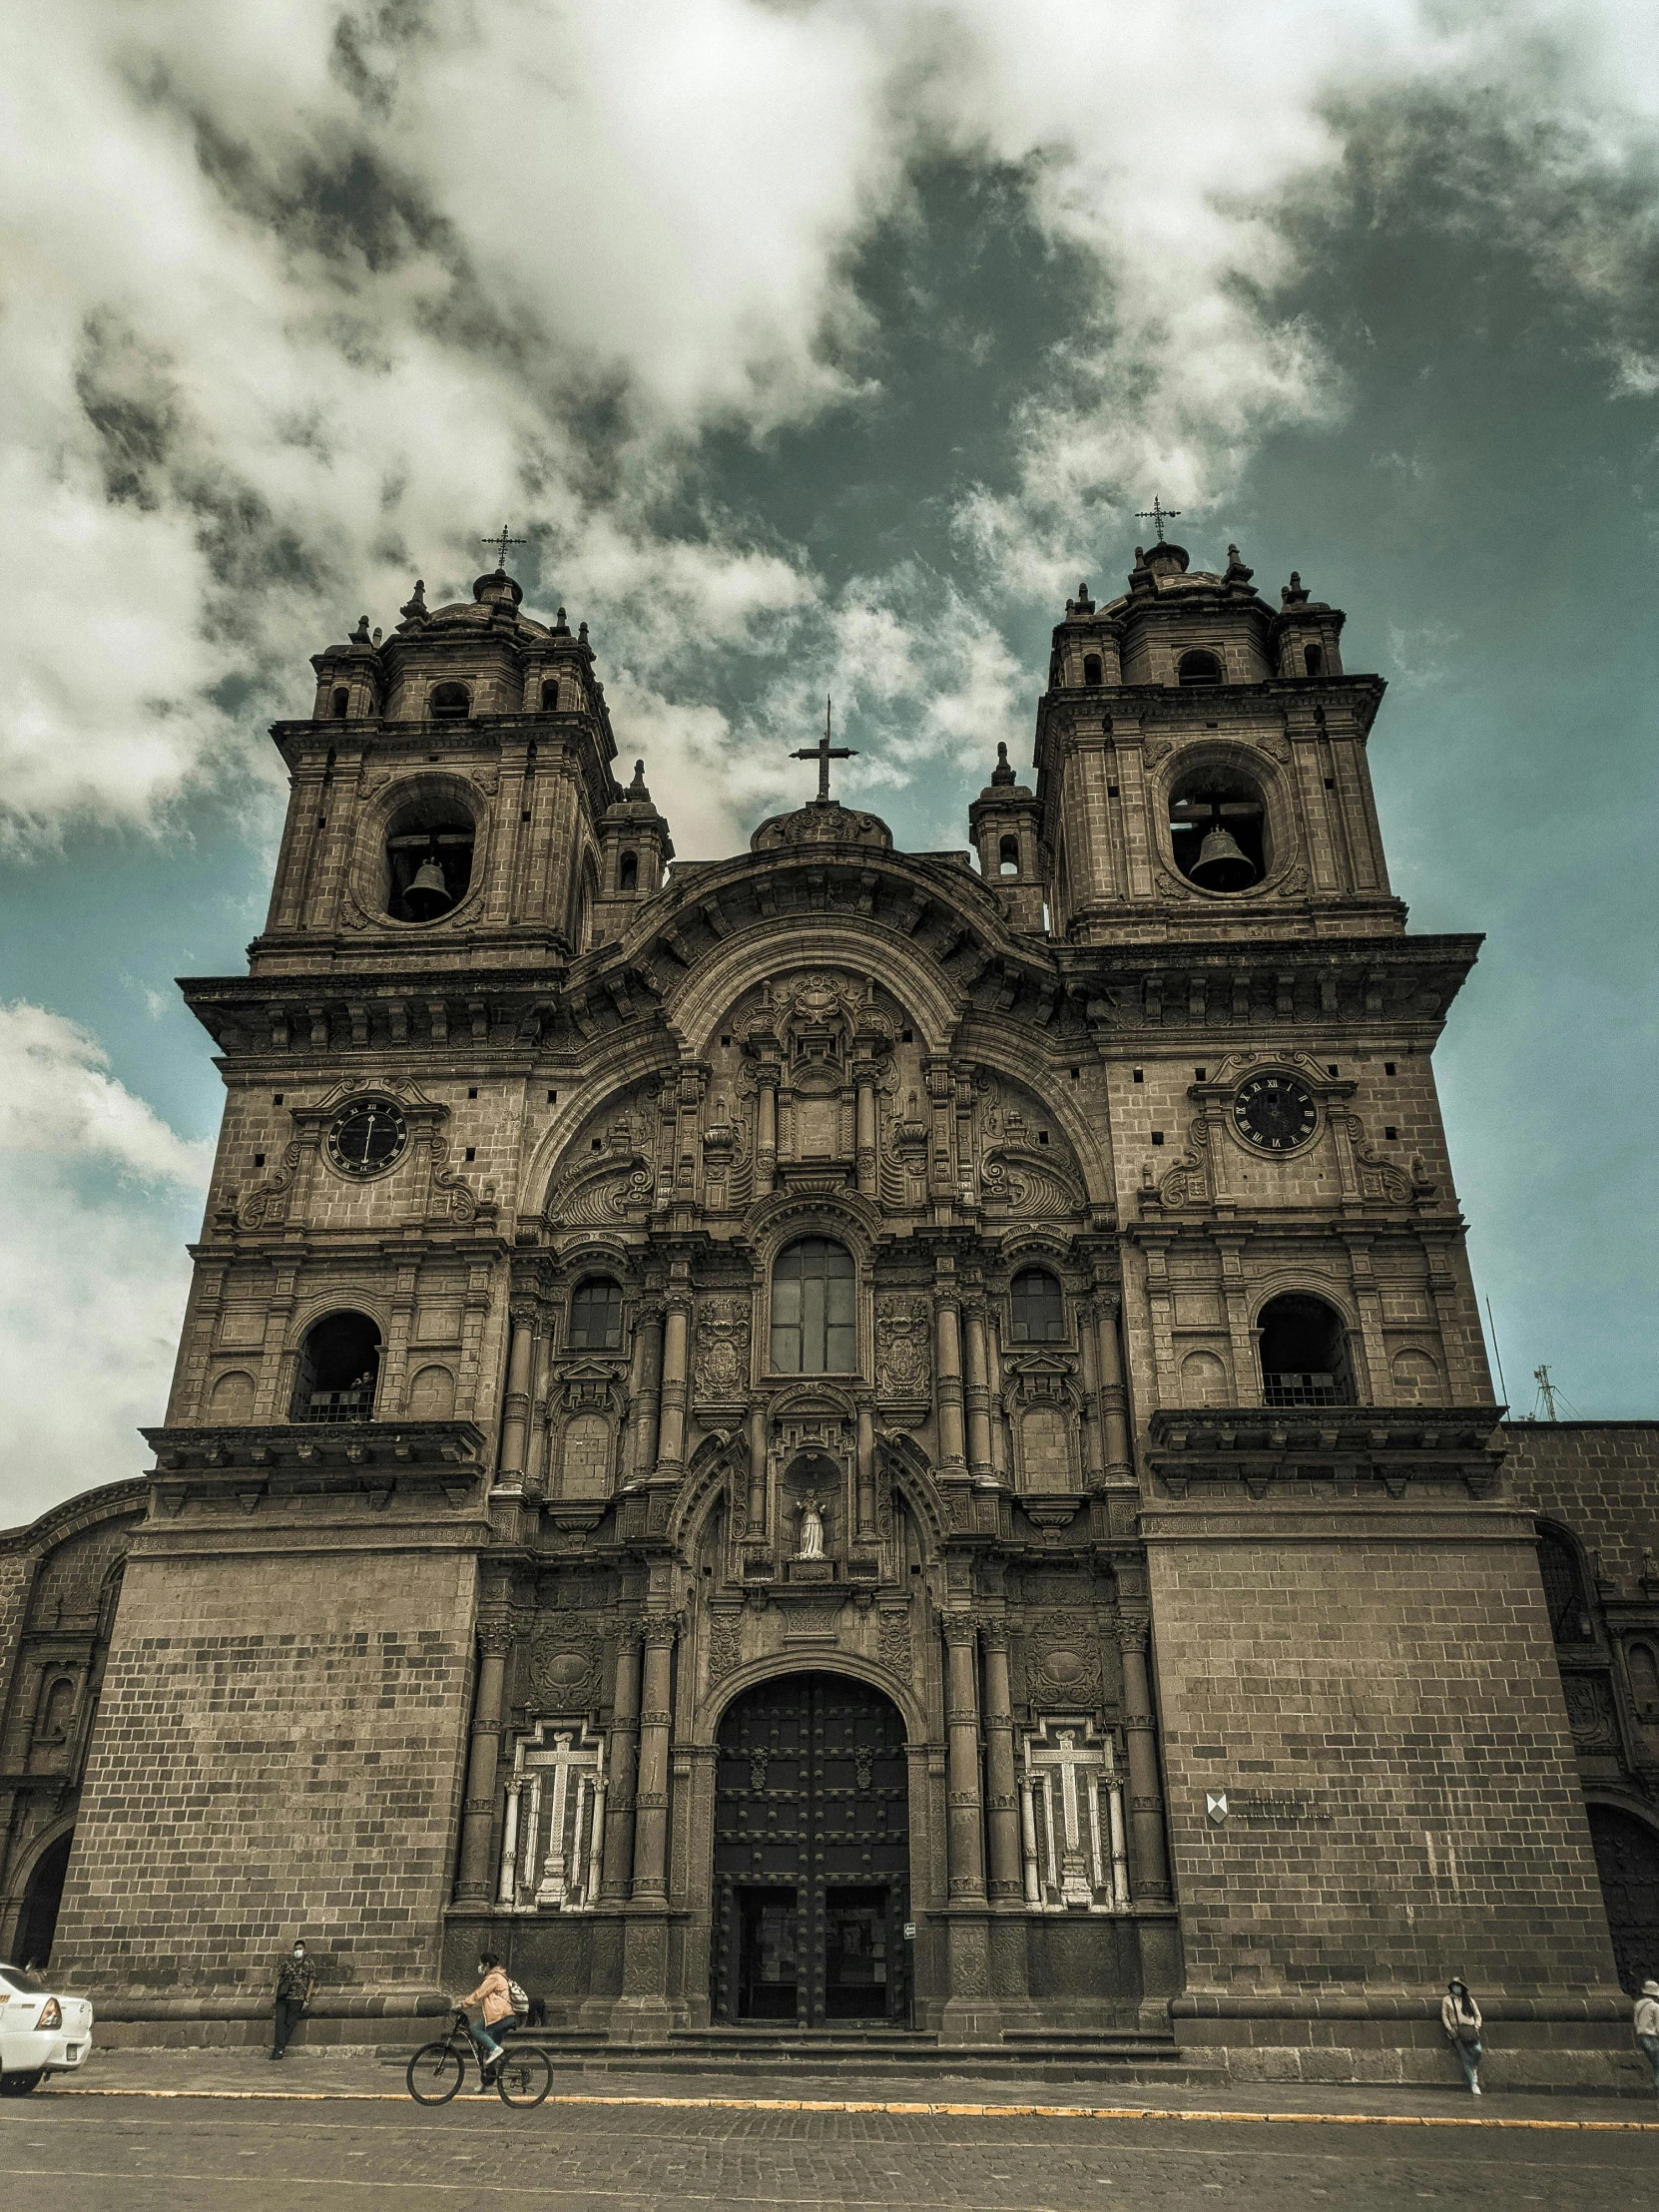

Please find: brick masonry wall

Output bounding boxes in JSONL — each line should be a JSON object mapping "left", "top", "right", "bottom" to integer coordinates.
{"left": 52, "top": 1544, "right": 477, "bottom": 1996}
{"left": 1146, "top": 1504, "right": 1617, "bottom": 1995}
{"left": 1503, "top": 1422, "right": 1659, "bottom": 1595}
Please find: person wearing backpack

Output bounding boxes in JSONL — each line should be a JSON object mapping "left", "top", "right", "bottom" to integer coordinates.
{"left": 452, "top": 1951, "right": 519, "bottom": 2084}
{"left": 1440, "top": 1976, "right": 1484, "bottom": 2094}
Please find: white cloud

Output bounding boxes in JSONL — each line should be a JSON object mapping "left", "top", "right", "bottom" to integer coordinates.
{"left": 2, "top": 0, "right": 1656, "bottom": 847}
{"left": 0, "top": 1004, "right": 208, "bottom": 1524}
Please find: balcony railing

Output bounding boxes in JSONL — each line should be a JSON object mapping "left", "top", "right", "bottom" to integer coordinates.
{"left": 1261, "top": 1372, "right": 1346, "bottom": 1409}
{"left": 294, "top": 1387, "right": 375, "bottom": 1424}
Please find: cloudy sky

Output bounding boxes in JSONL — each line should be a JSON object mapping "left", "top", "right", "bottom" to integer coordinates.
{"left": 3, "top": 1, "right": 1656, "bottom": 1523}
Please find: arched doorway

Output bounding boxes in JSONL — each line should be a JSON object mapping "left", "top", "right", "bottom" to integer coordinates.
{"left": 712, "top": 1673, "right": 909, "bottom": 2027}
{"left": 1589, "top": 1805, "right": 1659, "bottom": 1992}
{"left": 15, "top": 1833, "right": 72, "bottom": 1970}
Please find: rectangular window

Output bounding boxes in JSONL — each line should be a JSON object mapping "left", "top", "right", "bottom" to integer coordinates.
{"left": 771, "top": 1239, "right": 855, "bottom": 1374}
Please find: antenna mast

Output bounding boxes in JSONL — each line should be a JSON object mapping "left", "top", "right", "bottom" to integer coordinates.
{"left": 1533, "top": 1364, "right": 1561, "bottom": 1421}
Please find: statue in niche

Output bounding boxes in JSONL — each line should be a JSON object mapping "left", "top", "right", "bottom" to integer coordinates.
{"left": 796, "top": 1493, "right": 826, "bottom": 1560}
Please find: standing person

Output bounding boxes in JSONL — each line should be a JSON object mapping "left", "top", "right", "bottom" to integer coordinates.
{"left": 1634, "top": 1979, "right": 1659, "bottom": 2093}
{"left": 1440, "top": 1975, "right": 1483, "bottom": 2094}
{"left": 272, "top": 1938, "right": 317, "bottom": 2061}
{"left": 453, "top": 1951, "right": 518, "bottom": 2084}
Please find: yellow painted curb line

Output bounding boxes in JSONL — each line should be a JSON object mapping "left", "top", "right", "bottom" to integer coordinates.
{"left": 49, "top": 2086, "right": 1659, "bottom": 2130}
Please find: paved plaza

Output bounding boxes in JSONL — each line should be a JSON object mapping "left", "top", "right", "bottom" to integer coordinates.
{"left": 7, "top": 2052, "right": 1658, "bottom": 2210}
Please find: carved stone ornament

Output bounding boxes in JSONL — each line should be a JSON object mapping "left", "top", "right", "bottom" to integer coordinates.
{"left": 1562, "top": 1673, "right": 1620, "bottom": 1756}
{"left": 1025, "top": 1611, "right": 1103, "bottom": 1704}
{"left": 874, "top": 1293, "right": 932, "bottom": 1400}
{"left": 694, "top": 1296, "right": 752, "bottom": 1404}
{"left": 877, "top": 1607, "right": 913, "bottom": 1681}
{"left": 705, "top": 1612, "right": 744, "bottom": 1687}
{"left": 980, "top": 1150, "right": 1084, "bottom": 1221}
{"left": 529, "top": 1617, "right": 602, "bottom": 1711}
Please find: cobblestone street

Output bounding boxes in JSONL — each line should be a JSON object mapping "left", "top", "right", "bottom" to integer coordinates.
{"left": 8, "top": 2061, "right": 1658, "bottom": 2211}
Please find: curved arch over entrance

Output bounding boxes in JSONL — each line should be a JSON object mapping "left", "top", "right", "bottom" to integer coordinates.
{"left": 16, "top": 1831, "right": 73, "bottom": 1970}
{"left": 1588, "top": 1803, "right": 1659, "bottom": 1993}
{"left": 712, "top": 1672, "right": 909, "bottom": 2026}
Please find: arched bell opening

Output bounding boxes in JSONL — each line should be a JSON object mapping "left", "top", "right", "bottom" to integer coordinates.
{"left": 710, "top": 1672, "right": 911, "bottom": 2027}
{"left": 385, "top": 798, "right": 475, "bottom": 922}
{"left": 1168, "top": 765, "right": 1268, "bottom": 892}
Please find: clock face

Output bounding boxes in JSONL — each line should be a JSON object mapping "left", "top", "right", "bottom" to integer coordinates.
{"left": 326, "top": 1099, "right": 408, "bottom": 1178}
{"left": 1232, "top": 1074, "right": 1318, "bottom": 1153}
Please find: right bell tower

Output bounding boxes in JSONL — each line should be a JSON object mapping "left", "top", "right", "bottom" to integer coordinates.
{"left": 1027, "top": 532, "right": 1624, "bottom": 2086}
{"left": 1034, "top": 537, "right": 1395, "bottom": 946}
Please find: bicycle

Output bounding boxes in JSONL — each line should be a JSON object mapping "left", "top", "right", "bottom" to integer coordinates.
{"left": 405, "top": 2009, "right": 552, "bottom": 2109}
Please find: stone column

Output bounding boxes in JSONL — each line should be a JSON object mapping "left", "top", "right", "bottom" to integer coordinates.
{"left": 986, "top": 1318, "right": 1009, "bottom": 1483}
{"left": 854, "top": 1067, "right": 878, "bottom": 1199}
{"left": 855, "top": 1401, "right": 876, "bottom": 1540}
{"left": 980, "top": 1622, "right": 1023, "bottom": 1902}
{"left": 599, "top": 1626, "right": 643, "bottom": 1903}
{"left": 756, "top": 1077, "right": 778, "bottom": 1199}
{"left": 934, "top": 1279, "right": 967, "bottom": 1474}
{"left": 626, "top": 1305, "right": 664, "bottom": 1487}
{"left": 747, "top": 1402, "right": 769, "bottom": 1536}
{"left": 963, "top": 1302, "right": 995, "bottom": 1485}
{"left": 496, "top": 1311, "right": 535, "bottom": 1484}
{"left": 653, "top": 1290, "right": 692, "bottom": 1477}
{"left": 942, "top": 1618, "right": 986, "bottom": 1902}
{"left": 1117, "top": 1618, "right": 1171, "bottom": 1901}
{"left": 455, "top": 1612, "right": 514, "bottom": 1902}
{"left": 630, "top": 1619, "right": 678, "bottom": 1904}
{"left": 1093, "top": 1293, "right": 1132, "bottom": 1475}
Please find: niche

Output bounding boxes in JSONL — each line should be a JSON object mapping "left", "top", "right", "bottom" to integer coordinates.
{"left": 429, "top": 681, "right": 470, "bottom": 720}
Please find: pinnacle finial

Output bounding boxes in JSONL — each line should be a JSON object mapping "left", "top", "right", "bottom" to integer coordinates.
{"left": 991, "top": 741, "right": 1015, "bottom": 787}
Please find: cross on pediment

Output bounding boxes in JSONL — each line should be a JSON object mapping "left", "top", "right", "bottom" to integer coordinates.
{"left": 791, "top": 696, "right": 857, "bottom": 805}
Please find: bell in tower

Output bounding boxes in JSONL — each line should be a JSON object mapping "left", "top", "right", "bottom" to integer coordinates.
{"left": 1189, "top": 806, "right": 1259, "bottom": 892}
{"left": 1170, "top": 778, "right": 1264, "bottom": 894}
{"left": 402, "top": 852, "right": 452, "bottom": 920}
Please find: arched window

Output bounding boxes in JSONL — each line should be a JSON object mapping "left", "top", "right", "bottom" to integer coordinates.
{"left": 541, "top": 679, "right": 560, "bottom": 712}
{"left": 291, "top": 1312, "right": 381, "bottom": 1423}
{"left": 1257, "top": 1294, "right": 1353, "bottom": 1407}
{"left": 771, "top": 1238, "right": 855, "bottom": 1375}
{"left": 429, "top": 681, "right": 470, "bottom": 721}
{"left": 1082, "top": 653, "right": 1103, "bottom": 686}
{"left": 331, "top": 687, "right": 349, "bottom": 719}
{"left": 1628, "top": 1642, "right": 1659, "bottom": 1717}
{"left": 385, "top": 800, "right": 474, "bottom": 922}
{"left": 569, "top": 1277, "right": 623, "bottom": 1353}
{"left": 998, "top": 834, "right": 1020, "bottom": 878}
{"left": 1009, "top": 1268, "right": 1066, "bottom": 1344}
{"left": 1178, "top": 649, "right": 1223, "bottom": 687}
{"left": 1303, "top": 643, "right": 1324, "bottom": 677}
{"left": 1537, "top": 1526, "right": 1593, "bottom": 1644}
{"left": 618, "top": 850, "right": 639, "bottom": 894}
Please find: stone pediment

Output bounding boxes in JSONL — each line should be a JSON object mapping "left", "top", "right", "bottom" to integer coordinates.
{"left": 750, "top": 800, "right": 892, "bottom": 853}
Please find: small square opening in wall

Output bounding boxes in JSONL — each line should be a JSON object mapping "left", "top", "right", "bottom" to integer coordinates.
{"left": 1132, "top": 1067, "right": 1143, "bottom": 1083}
{"left": 467, "top": 1086, "right": 478, "bottom": 1099}
{"left": 1069, "top": 1067, "right": 1080, "bottom": 1081}
{"left": 592, "top": 1137, "right": 603, "bottom": 1152}
{"left": 546, "top": 1090, "right": 557, "bottom": 1104}
{"left": 1107, "top": 784, "right": 1119, "bottom": 798}
{"left": 1328, "top": 1065, "right": 1339, "bottom": 1077}
{"left": 273, "top": 1093, "right": 283, "bottom": 1105}
{"left": 901, "top": 1029, "right": 913, "bottom": 1044}
{"left": 1384, "top": 1126, "right": 1398, "bottom": 1141}
{"left": 1384, "top": 1061, "right": 1396, "bottom": 1076}
{"left": 520, "top": 809, "right": 531, "bottom": 822}
{"left": 1324, "top": 777, "right": 1336, "bottom": 790}
{"left": 464, "top": 1147, "right": 476, "bottom": 1162}
{"left": 720, "top": 1035, "right": 731, "bottom": 1048}
{"left": 1195, "top": 1067, "right": 1207, "bottom": 1081}
{"left": 254, "top": 1154, "right": 266, "bottom": 1168}
{"left": 1038, "top": 1130, "right": 1049, "bottom": 1146}
{"left": 1151, "top": 1131, "right": 1165, "bottom": 1146}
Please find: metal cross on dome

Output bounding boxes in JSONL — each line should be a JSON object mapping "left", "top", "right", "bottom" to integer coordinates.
{"left": 1136, "top": 496, "right": 1181, "bottom": 543}
{"left": 791, "top": 696, "right": 857, "bottom": 805}
{"left": 480, "top": 526, "right": 525, "bottom": 571}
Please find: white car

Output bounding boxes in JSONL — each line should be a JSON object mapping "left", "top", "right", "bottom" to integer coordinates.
{"left": 0, "top": 1964, "right": 93, "bottom": 2093}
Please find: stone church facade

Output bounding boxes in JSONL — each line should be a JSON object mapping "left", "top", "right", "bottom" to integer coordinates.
{"left": 5, "top": 541, "right": 1655, "bottom": 2082}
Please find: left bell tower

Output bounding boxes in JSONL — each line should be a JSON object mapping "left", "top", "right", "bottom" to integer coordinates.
{"left": 49, "top": 557, "right": 633, "bottom": 2014}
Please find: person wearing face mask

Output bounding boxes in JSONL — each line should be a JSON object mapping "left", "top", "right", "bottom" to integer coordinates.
{"left": 272, "top": 1938, "right": 317, "bottom": 2060}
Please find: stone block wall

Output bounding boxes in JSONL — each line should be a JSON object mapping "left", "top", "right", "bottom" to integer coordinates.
{"left": 1144, "top": 1500, "right": 1621, "bottom": 2078}
{"left": 1504, "top": 1422, "right": 1659, "bottom": 1593}
{"left": 52, "top": 1541, "right": 477, "bottom": 2002}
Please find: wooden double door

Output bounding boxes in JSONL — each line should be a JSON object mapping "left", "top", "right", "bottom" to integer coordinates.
{"left": 712, "top": 1673, "right": 910, "bottom": 2026}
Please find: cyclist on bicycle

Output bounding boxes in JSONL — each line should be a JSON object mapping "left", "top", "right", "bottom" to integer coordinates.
{"left": 452, "top": 1951, "right": 518, "bottom": 2082}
